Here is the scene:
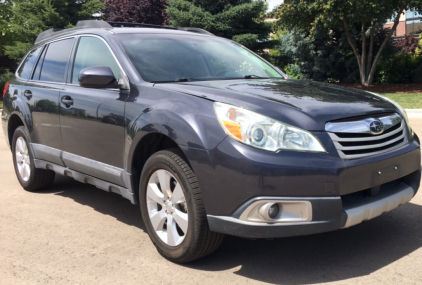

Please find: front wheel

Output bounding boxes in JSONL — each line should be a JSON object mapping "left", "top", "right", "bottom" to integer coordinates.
{"left": 139, "top": 149, "right": 223, "bottom": 263}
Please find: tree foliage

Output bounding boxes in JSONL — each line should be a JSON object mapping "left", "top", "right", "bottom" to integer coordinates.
{"left": 103, "top": 0, "right": 170, "bottom": 25}
{"left": 167, "top": 0, "right": 274, "bottom": 52}
{"left": 2, "top": 0, "right": 105, "bottom": 61}
{"left": 275, "top": 24, "right": 397, "bottom": 83}
{"left": 275, "top": 0, "right": 422, "bottom": 86}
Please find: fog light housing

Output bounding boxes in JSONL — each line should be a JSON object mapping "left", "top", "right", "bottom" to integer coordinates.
{"left": 239, "top": 199, "right": 312, "bottom": 223}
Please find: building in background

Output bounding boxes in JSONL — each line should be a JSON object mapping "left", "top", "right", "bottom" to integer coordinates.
{"left": 385, "top": 11, "right": 421, "bottom": 36}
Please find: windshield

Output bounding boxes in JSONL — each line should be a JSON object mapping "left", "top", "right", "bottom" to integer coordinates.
{"left": 116, "top": 34, "right": 283, "bottom": 83}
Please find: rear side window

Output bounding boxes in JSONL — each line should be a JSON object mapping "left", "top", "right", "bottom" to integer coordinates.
{"left": 71, "top": 37, "right": 121, "bottom": 84}
{"left": 18, "top": 47, "right": 42, "bottom": 79}
{"left": 39, "top": 38, "right": 74, "bottom": 83}
{"left": 32, "top": 46, "right": 47, "bottom": 81}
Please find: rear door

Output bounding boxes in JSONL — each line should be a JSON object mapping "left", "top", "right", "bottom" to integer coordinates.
{"left": 59, "top": 36, "right": 127, "bottom": 186}
{"left": 23, "top": 38, "right": 75, "bottom": 165}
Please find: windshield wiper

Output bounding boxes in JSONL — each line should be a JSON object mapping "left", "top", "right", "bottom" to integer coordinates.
{"left": 244, "top": 75, "right": 270, "bottom": 79}
{"left": 177, "top": 78, "right": 191, "bottom": 82}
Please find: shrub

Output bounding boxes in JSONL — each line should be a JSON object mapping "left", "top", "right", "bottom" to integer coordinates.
{"left": 416, "top": 34, "right": 422, "bottom": 55}
{"left": 375, "top": 52, "right": 422, "bottom": 84}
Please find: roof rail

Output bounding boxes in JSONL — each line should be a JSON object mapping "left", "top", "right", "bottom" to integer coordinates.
{"left": 108, "top": 21, "right": 213, "bottom": 35}
{"left": 107, "top": 21, "right": 177, "bottom": 30}
{"left": 34, "top": 20, "right": 214, "bottom": 44}
{"left": 35, "top": 20, "right": 112, "bottom": 44}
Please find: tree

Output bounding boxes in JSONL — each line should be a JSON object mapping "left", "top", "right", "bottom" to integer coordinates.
{"left": 273, "top": 23, "right": 397, "bottom": 82}
{"left": 275, "top": 0, "right": 422, "bottom": 86}
{"left": 3, "top": 0, "right": 105, "bottom": 61}
{"left": 167, "top": 0, "right": 274, "bottom": 52}
{"left": 103, "top": 0, "right": 170, "bottom": 25}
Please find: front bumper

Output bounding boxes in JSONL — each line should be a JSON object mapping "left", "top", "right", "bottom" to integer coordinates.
{"left": 207, "top": 174, "right": 419, "bottom": 238}
{"left": 182, "top": 134, "right": 421, "bottom": 239}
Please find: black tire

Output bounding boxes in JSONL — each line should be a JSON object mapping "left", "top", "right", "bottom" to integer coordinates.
{"left": 12, "top": 126, "right": 55, "bottom": 191}
{"left": 139, "top": 149, "right": 224, "bottom": 263}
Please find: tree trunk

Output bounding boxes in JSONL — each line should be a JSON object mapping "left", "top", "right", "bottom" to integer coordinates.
{"left": 343, "top": 10, "right": 403, "bottom": 87}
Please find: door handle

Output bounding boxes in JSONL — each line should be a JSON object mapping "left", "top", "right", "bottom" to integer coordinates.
{"left": 23, "top": 90, "right": 32, "bottom": 99}
{"left": 61, "top": 95, "right": 74, "bottom": 107}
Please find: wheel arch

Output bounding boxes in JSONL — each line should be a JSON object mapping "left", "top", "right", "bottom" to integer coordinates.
{"left": 129, "top": 132, "right": 190, "bottom": 205}
{"left": 7, "top": 112, "right": 27, "bottom": 149}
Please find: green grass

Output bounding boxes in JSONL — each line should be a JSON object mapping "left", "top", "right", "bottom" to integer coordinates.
{"left": 0, "top": 101, "right": 3, "bottom": 109}
{"left": 380, "top": 93, "right": 422, "bottom": 109}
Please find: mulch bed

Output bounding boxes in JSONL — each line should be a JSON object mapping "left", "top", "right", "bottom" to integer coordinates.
{"left": 335, "top": 83, "right": 422, "bottom": 94}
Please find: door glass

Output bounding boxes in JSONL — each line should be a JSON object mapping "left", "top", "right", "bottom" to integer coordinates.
{"left": 32, "top": 46, "right": 47, "bottom": 81}
{"left": 40, "top": 38, "right": 74, "bottom": 83}
{"left": 18, "top": 47, "right": 42, "bottom": 79}
{"left": 71, "top": 37, "right": 121, "bottom": 84}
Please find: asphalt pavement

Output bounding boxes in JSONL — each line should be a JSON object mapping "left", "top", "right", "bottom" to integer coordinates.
{"left": 1, "top": 117, "right": 422, "bottom": 285}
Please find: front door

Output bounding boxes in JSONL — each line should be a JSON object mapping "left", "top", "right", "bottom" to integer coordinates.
{"left": 59, "top": 36, "right": 127, "bottom": 186}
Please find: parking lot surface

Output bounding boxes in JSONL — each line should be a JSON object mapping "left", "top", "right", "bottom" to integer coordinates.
{"left": 1, "top": 117, "right": 422, "bottom": 285}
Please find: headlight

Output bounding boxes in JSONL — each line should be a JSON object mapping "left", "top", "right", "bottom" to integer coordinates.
{"left": 367, "top": 92, "right": 414, "bottom": 139}
{"left": 213, "top": 102, "right": 326, "bottom": 152}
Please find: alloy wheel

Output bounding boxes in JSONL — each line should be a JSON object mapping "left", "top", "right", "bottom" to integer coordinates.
{"left": 15, "top": 137, "right": 31, "bottom": 182}
{"left": 146, "top": 169, "right": 188, "bottom": 246}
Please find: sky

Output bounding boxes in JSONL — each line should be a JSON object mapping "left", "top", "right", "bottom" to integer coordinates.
{"left": 266, "top": 0, "right": 283, "bottom": 12}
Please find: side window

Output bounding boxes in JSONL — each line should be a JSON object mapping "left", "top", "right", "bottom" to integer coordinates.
{"left": 32, "top": 46, "right": 47, "bottom": 81}
{"left": 39, "top": 38, "right": 74, "bottom": 83}
{"left": 72, "top": 37, "right": 121, "bottom": 84}
{"left": 18, "top": 47, "right": 42, "bottom": 79}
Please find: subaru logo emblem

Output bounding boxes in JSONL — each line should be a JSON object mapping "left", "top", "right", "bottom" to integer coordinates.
{"left": 369, "top": 120, "right": 384, "bottom": 135}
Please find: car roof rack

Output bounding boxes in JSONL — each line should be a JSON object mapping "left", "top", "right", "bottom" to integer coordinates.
{"left": 107, "top": 21, "right": 177, "bottom": 30}
{"left": 35, "top": 20, "right": 213, "bottom": 44}
{"left": 108, "top": 21, "right": 213, "bottom": 35}
{"left": 35, "top": 21, "right": 113, "bottom": 44}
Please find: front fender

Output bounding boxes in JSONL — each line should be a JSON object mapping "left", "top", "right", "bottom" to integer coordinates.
{"left": 125, "top": 94, "right": 227, "bottom": 173}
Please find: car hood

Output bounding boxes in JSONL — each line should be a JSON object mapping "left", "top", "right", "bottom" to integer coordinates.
{"left": 154, "top": 79, "right": 398, "bottom": 131}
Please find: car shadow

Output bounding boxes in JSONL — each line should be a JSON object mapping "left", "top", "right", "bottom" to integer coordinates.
{"left": 43, "top": 175, "right": 422, "bottom": 284}
{"left": 46, "top": 174, "right": 146, "bottom": 231}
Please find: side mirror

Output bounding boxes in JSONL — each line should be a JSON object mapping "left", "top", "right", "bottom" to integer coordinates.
{"left": 79, "top": 66, "right": 117, "bottom": 89}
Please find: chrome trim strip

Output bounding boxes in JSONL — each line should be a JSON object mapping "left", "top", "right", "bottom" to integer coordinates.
{"left": 327, "top": 122, "right": 405, "bottom": 142}
{"left": 342, "top": 182, "right": 414, "bottom": 228}
{"left": 325, "top": 113, "right": 402, "bottom": 134}
{"left": 335, "top": 141, "right": 407, "bottom": 159}
{"left": 333, "top": 132, "right": 405, "bottom": 151}
{"left": 33, "top": 159, "right": 135, "bottom": 204}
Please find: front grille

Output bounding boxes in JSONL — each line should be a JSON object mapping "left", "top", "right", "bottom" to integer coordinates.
{"left": 326, "top": 113, "right": 407, "bottom": 159}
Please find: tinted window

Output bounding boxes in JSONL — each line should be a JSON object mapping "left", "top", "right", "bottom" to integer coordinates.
{"left": 18, "top": 47, "right": 42, "bottom": 79}
{"left": 72, "top": 37, "right": 121, "bottom": 84}
{"left": 32, "top": 46, "right": 47, "bottom": 80}
{"left": 116, "top": 34, "right": 282, "bottom": 82}
{"left": 40, "top": 38, "right": 74, "bottom": 83}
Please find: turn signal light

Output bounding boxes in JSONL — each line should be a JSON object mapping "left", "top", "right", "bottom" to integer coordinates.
{"left": 222, "top": 120, "right": 242, "bottom": 140}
